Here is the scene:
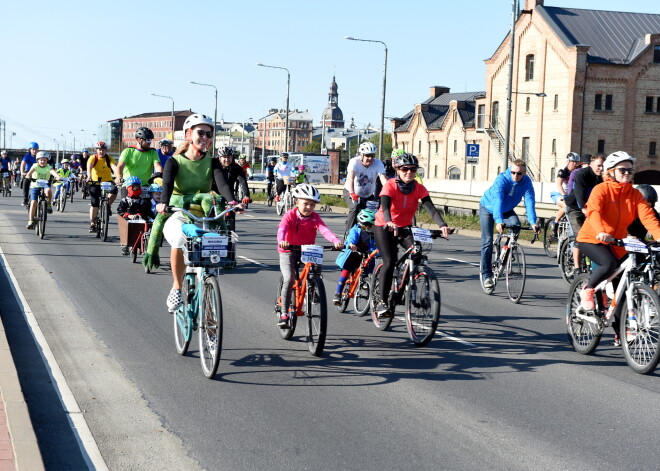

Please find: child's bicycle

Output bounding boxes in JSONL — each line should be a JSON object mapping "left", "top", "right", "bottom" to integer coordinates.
{"left": 336, "top": 249, "right": 379, "bottom": 316}
{"left": 169, "top": 205, "right": 238, "bottom": 379}
{"left": 32, "top": 178, "right": 53, "bottom": 239}
{"left": 275, "top": 245, "right": 339, "bottom": 357}
{"left": 370, "top": 227, "right": 454, "bottom": 347}
{"left": 566, "top": 237, "right": 660, "bottom": 375}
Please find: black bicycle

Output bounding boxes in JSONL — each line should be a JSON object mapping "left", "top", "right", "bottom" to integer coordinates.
{"left": 94, "top": 180, "right": 115, "bottom": 241}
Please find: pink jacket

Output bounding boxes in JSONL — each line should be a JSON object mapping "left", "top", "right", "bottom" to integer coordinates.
{"left": 277, "top": 208, "right": 340, "bottom": 253}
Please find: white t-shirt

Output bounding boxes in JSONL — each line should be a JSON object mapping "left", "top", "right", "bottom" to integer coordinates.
{"left": 344, "top": 156, "right": 385, "bottom": 198}
{"left": 274, "top": 162, "right": 292, "bottom": 179}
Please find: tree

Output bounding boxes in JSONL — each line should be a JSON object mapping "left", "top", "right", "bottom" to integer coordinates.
{"left": 302, "top": 139, "right": 321, "bottom": 154}
{"left": 366, "top": 132, "right": 392, "bottom": 158}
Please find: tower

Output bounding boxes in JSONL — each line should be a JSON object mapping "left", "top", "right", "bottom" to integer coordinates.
{"left": 321, "top": 76, "right": 345, "bottom": 128}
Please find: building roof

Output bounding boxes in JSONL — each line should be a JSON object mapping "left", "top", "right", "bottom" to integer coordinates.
{"left": 394, "top": 91, "right": 484, "bottom": 132}
{"left": 537, "top": 6, "right": 660, "bottom": 64}
{"left": 124, "top": 110, "right": 193, "bottom": 119}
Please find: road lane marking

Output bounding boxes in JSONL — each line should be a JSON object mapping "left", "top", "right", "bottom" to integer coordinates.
{"left": 445, "top": 257, "right": 479, "bottom": 267}
{"left": 436, "top": 331, "right": 478, "bottom": 347}
{"left": 237, "top": 255, "right": 269, "bottom": 267}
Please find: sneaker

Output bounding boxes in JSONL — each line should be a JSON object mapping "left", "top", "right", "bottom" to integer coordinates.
{"left": 277, "top": 313, "right": 290, "bottom": 328}
{"left": 565, "top": 267, "right": 577, "bottom": 278}
{"left": 167, "top": 289, "right": 182, "bottom": 312}
{"left": 26, "top": 221, "right": 35, "bottom": 230}
{"left": 483, "top": 277, "right": 494, "bottom": 289}
{"left": 376, "top": 301, "right": 392, "bottom": 318}
{"left": 579, "top": 288, "right": 595, "bottom": 311}
{"left": 47, "top": 204, "right": 53, "bottom": 214}
{"left": 333, "top": 293, "right": 342, "bottom": 306}
{"left": 121, "top": 245, "right": 129, "bottom": 256}
{"left": 89, "top": 223, "right": 96, "bottom": 233}
{"left": 613, "top": 333, "right": 621, "bottom": 347}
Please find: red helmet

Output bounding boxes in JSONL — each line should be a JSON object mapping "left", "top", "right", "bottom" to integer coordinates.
{"left": 96, "top": 141, "right": 107, "bottom": 149}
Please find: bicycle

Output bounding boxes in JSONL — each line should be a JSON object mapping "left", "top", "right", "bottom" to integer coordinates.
{"left": 32, "top": 179, "right": 52, "bottom": 240}
{"left": 370, "top": 227, "right": 451, "bottom": 346}
{"left": 275, "top": 178, "right": 294, "bottom": 216}
{"left": 336, "top": 249, "right": 379, "bottom": 316}
{"left": 81, "top": 172, "right": 89, "bottom": 199}
{"left": 54, "top": 177, "right": 70, "bottom": 212}
{"left": 566, "top": 237, "right": 660, "bottom": 375}
{"left": 480, "top": 225, "right": 538, "bottom": 304}
{"left": 94, "top": 180, "right": 114, "bottom": 241}
{"left": 1, "top": 171, "right": 11, "bottom": 197}
{"left": 266, "top": 181, "right": 277, "bottom": 207}
{"left": 275, "top": 245, "right": 337, "bottom": 357}
{"left": 170, "top": 205, "right": 237, "bottom": 379}
{"left": 558, "top": 235, "right": 590, "bottom": 284}
{"left": 543, "top": 215, "right": 569, "bottom": 258}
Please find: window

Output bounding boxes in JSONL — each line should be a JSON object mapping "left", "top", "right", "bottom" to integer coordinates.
{"left": 655, "top": 45, "right": 660, "bottom": 64}
{"left": 453, "top": 140, "right": 457, "bottom": 154}
{"left": 472, "top": 165, "right": 476, "bottom": 180}
{"left": 597, "top": 139, "right": 605, "bottom": 154}
{"left": 418, "top": 141, "right": 422, "bottom": 153}
{"left": 647, "top": 96, "right": 654, "bottom": 112}
{"left": 605, "top": 94, "right": 613, "bottom": 111}
{"left": 650, "top": 141, "right": 657, "bottom": 156}
{"left": 525, "top": 97, "right": 531, "bottom": 112}
{"left": 525, "top": 54, "right": 535, "bottom": 81}
{"left": 554, "top": 94, "right": 559, "bottom": 111}
{"left": 477, "top": 104, "right": 485, "bottom": 128}
{"left": 595, "top": 94, "right": 602, "bottom": 110}
{"left": 434, "top": 165, "right": 438, "bottom": 178}
{"left": 521, "top": 137, "right": 530, "bottom": 162}
{"left": 435, "top": 140, "right": 438, "bottom": 153}
{"left": 550, "top": 167, "right": 556, "bottom": 181}
{"left": 448, "top": 166, "right": 461, "bottom": 180}
{"left": 453, "top": 110, "right": 458, "bottom": 123}
{"left": 552, "top": 139, "right": 557, "bottom": 154}
{"left": 492, "top": 102, "right": 500, "bottom": 128}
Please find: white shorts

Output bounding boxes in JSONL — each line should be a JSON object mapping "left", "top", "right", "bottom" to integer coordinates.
{"left": 163, "top": 212, "right": 188, "bottom": 249}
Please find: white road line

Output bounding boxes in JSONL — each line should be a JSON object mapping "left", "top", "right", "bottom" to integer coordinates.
{"left": 436, "top": 331, "right": 478, "bottom": 347}
{"left": 0, "top": 247, "right": 108, "bottom": 471}
{"left": 445, "top": 257, "right": 479, "bottom": 267}
{"left": 236, "top": 255, "right": 269, "bottom": 267}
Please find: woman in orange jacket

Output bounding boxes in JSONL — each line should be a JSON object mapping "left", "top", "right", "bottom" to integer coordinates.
{"left": 577, "top": 151, "right": 660, "bottom": 311}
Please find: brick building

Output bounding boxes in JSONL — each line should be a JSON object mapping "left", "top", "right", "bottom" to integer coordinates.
{"left": 256, "top": 109, "right": 312, "bottom": 156}
{"left": 121, "top": 110, "right": 193, "bottom": 148}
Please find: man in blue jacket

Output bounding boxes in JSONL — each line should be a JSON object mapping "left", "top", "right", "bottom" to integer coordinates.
{"left": 480, "top": 159, "right": 539, "bottom": 288}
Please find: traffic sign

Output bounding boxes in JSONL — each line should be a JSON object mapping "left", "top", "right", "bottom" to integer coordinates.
{"left": 466, "top": 144, "right": 480, "bottom": 157}
{"left": 466, "top": 158, "right": 479, "bottom": 164}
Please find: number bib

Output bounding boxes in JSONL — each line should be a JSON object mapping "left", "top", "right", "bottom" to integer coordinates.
{"left": 301, "top": 245, "right": 324, "bottom": 264}
{"left": 36, "top": 179, "right": 49, "bottom": 188}
{"left": 622, "top": 237, "right": 648, "bottom": 254}
{"left": 202, "top": 234, "right": 228, "bottom": 258}
{"left": 100, "top": 182, "right": 113, "bottom": 191}
{"left": 365, "top": 200, "right": 379, "bottom": 211}
{"left": 411, "top": 227, "right": 433, "bottom": 243}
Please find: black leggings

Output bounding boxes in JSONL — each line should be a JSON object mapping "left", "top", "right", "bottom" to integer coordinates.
{"left": 578, "top": 242, "right": 626, "bottom": 289}
{"left": 373, "top": 225, "right": 413, "bottom": 300}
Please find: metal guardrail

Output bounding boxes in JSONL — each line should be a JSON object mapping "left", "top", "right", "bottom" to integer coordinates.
{"left": 248, "top": 181, "right": 557, "bottom": 220}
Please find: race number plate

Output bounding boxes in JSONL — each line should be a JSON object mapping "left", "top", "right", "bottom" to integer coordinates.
{"left": 100, "top": 182, "right": 113, "bottom": 191}
{"left": 36, "top": 179, "right": 49, "bottom": 188}
{"left": 411, "top": 227, "right": 433, "bottom": 243}
{"left": 202, "top": 234, "right": 228, "bottom": 258}
{"left": 365, "top": 200, "right": 379, "bottom": 211}
{"left": 622, "top": 237, "right": 648, "bottom": 254}
{"left": 301, "top": 245, "right": 324, "bottom": 264}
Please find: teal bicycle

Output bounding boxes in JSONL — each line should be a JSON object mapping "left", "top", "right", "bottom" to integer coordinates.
{"left": 169, "top": 205, "right": 238, "bottom": 379}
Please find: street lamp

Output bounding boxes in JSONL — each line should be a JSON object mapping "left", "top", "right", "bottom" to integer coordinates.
{"left": 189, "top": 81, "right": 218, "bottom": 156}
{"left": 345, "top": 36, "right": 387, "bottom": 160}
{"left": 256, "top": 63, "right": 290, "bottom": 154}
{"left": 150, "top": 93, "right": 175, "bottom": 142}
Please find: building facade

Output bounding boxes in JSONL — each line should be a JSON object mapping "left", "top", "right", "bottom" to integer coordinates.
{"left": 121, "top": 110, "right": 193, "bottom": 148}
{"left": 256, "top": 109, "right": 313, "bottom": 156}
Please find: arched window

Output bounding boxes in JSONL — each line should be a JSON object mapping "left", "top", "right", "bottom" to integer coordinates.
{"left": 526, "top": 97, "right": 531, "bottom": 112}
{"left": 525, "top": 54, "right": 535, "bottom": 81}
{"left": 448, "top": 166, "right": 461, "bottom": 180}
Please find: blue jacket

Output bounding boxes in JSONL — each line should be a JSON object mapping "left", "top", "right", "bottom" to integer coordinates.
{"left": 335, "top": 225, "right": 378, "bottom": 269}
{"left": 480, "top": 169, "right": 537, "bottom": 225}
{"left": 22, "top": 152, "right": 36, "bottom": 172}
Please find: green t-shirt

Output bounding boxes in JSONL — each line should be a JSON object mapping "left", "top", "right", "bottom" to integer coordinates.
{"left": 30, "top": 164, "right": 53, "bottom": 188}
{"left": 172, "top": 154, "right": 213, "bottom": 196}
{"left": 119, "top": 147, "right": 159, "bottom": 186}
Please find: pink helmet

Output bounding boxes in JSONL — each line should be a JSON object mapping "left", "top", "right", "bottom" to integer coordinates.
{"left": 298, "top": 165, "right": 305, "bottom": 171}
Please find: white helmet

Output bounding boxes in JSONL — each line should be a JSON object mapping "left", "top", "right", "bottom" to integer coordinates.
{"left": 603, "top": 151, "right": 635, "bottom": 170}
{"left": 292, "top": 183, "right": 321, "bottom": 203}
{"left": 359, "top": 142, "right": 377, "bottom": 155}
{"left": 183, "top": 113, "right": 215, "bottom": 133}
{"left": 36, "top": 151, "right": 50, "bottom": 160}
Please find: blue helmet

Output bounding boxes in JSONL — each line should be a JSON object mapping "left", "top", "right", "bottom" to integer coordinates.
{"left": 125, "top": 176, "right": 142, "bottom": 186}
{"left": 149, "top": 183, "right": 162, "bottom": 193}
{"left": 28, "top": 142, "right": 39, "bottom": 149}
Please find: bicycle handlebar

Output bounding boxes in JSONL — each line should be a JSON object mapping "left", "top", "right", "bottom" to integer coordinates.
{"left": 285, "top": 244, "right": 343, "bottom": 251}
{"left": 166, "top": 205, "right": 239, "bottom": 222}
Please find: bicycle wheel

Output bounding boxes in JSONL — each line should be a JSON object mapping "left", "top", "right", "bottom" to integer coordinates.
{"left": 505, "top": 244, "right": 526, "bottom": 303}
{"left": 353, "top": 277, "right": 371, "bottom": 317}
{"left": 405, "top": 265, "right": 441, "bottom": 346}
{"left": 276, "top": 198, "right": 284, "bottom": 216}
{"left": 565, "top": 274, "right": 603, "bottom": 354}
{"left": 620, "top": 283, "right": 660, "bottom": 375}
{"left": 100, "top": 201, "right": 110, "bottom": 242}
{"left": 174, "top": 276, "right": 193, "bottom": 355}
{"left": 558, "top": 238, "right": 576, "bottom": 285}
{"left": 276, "top": 276, "right": 297, "bottom": 340}
{"left": 38, "top": 200, "right": 47, "bottom": 239}
{"left": 70, "top": 184, "right": 75, "bottom": 202}
{"left": 480, "top": 239, "right": 501, "bottom": 295}
{"left": 35, "top": 202, "right": 42, "bottom": 237}
{"left": 143, "top": 232, "right": 151, "bottom": 273}
{"left": 543, "top": 219, "right": 559, "bottom": 258}
{"left": 285, "top": 192, "right": 293, "bottom": 213}
{"left": 336, "top": 282, "right": 350, "bottom": 313}
{"left": 59, "top": 188, "right": 67, "bottom": 212}
{"left": 305, "top": 276, "right": 327, "bottom": 356}
{"left": 370, "top": 263, "right": 394, "bottom": 331}
{"left": 199, "top": 276, "right": 223, "bottom": 378}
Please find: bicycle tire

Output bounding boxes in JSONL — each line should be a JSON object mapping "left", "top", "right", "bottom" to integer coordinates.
{"left": 620, "top": 283, "right": 660, "bottom": 375}
{"left": 370, "top": 263, "right": 394, "bottom": 331}
{"left": 405, "top": 265, "right": 441, "bottom": 346}
{"left": 305, "top": 276, "right": 327, "bottom": 356}
{"left": 200, "top": 276, "right": 223, "bottom": 378}
{"left": 543, "top": 219, "right": 559, "bottom": 258}
{"left": 276, "top": 199, "right": 284, "bottom": 216}
{"left": 70, "top": 184, "right": 74, "bottom": 202}
{"left": 565, "top": 274, "right": 603, "bottom": 355}
{"left": 60, "top": 188, "right": 67, "bottom": 212}
{"left": 143, "top": 232, "right": 151, "bottom": 273}
{"left": 285, "top": 192, "right": 293, "bottom": 213}
{"left": 174, "top": 276, "right": 193, "bottom": 355}
{"left": 353, "top": 277, "right": 371, "bottom": 317}
{"left": 276, "top": 275, "right": 296, "bottom": 340}
{"left": 35, "top": 202, "right": 42, "bottom": 237}
{"left": 480, "top": 239, "right": 501, "bottom": 295}
{"left": 505, "top": 244, "right": 526, "bottom": 303}
{"left": 336, "top": 282, "right": 350, "bottom": 313}
{"left": 38, "top": 200, "right": 47, "bottom": 239}
{"left": 558, "top": 238, "right": 576, "bottom": 285}
{"left": 101, "top": 201, "right": 110, "bottom": 242}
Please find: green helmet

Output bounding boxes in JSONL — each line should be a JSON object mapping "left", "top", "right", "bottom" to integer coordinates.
{"left": 391, "top": 148, "right": 406, "bottom": 159}
{"left": 357, "top": 209, "right": 376, "bottom": 225}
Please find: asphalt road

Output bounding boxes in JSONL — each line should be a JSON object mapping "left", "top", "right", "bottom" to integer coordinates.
{"left": 0, "top": 190, "right": 658, "bottom": 471}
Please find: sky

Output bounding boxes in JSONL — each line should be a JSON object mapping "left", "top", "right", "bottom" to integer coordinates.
{"left": 1, "top": 0, "right": 659, "bottom": 151}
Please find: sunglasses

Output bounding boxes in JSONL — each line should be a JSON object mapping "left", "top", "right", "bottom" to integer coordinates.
{"left": 363, "top": 154, "right": 376, "bottom": 158}
{"left": 616, "top": 167, "right": 634, "bottom": 174}
{"left": 196, "top": 130, "right": 213, "bottom": 139}
{"left": 510, "top": 171, "right": 525, "bottom": 176}
{"left": 400, "top": 166, "right": 418, "bottom": 173}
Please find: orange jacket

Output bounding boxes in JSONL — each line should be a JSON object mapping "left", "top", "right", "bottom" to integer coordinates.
{"left": 577, "top": 180, "right": 660, "bottom": 258}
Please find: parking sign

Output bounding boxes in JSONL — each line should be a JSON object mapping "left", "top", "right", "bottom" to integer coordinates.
{"left": 466, "top": 144, "right": 480, "bottom": 157}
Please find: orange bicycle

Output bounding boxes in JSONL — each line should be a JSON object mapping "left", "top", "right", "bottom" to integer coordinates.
{"left": 336, "top": 249, "right": 379, "bottom": 316}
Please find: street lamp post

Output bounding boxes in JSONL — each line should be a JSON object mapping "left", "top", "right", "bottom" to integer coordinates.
{"left": 260, "top": 115, "right": 266, "bottom": 171}
{"left": 256, "top": 63, "right": 290, "bottom": 154}
{"left": 60, "top": 134, "right": 67, "bottom": 154}
{"left": 345, "top": 36, "right": 388, "bottom": 160}
{"left": 150, "top": 93, "right": 175, "bottom": 143}
{"left": 69, "top": 131, "right": 76, "bottom": 153}
{"left": 189, "top": 81, "right": 218, "bottom": 156}
{"left": 53, "top": 139, "right": 59, "bottom": 162}
{"left": 241, "top": 118, "right": 252, "bottom": 163}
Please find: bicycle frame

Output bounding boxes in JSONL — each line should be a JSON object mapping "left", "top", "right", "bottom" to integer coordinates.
{"left": 344, "top": 249, "right": 379, "bottom": 300}
{"left": 291, "top": 262, "right": 316, "bottom": 317}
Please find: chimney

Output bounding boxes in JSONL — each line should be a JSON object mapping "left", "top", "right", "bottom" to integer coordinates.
{"left": 430, "top": 86, "right": 450, "bottom": 99}
{"left": 524, "top": 0, "right": 543, "bottom": 10}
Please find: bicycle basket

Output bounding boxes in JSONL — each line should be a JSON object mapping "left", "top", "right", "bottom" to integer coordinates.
{"left": 183, "top": 230, "right": 237, "bottom": 268}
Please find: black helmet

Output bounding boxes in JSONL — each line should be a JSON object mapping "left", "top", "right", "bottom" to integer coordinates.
{"left": 394, "top": 153, "right": 419, "bottom": 168}
{"left": 636, "top": 184, "right": 658, "bottom": 205}
{"left": 218, "top": 146, "right": 234, "bottom": 157}
{"left": 135, "top": 127, "right": 154, "bottom": 140}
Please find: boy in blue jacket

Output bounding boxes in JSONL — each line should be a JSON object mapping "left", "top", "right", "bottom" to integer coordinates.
{"left": 479, "top": 160, "right": 539, "bottom": 289}
{"left": 333, "top": 209, "right": 378, "bottom": 305}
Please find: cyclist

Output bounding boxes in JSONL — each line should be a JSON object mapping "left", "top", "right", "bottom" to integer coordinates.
{"left": 149, "top": 113, "right": 239, "bottom": 311}
{"left": 12, "top": 157, "right": 21, "bottom": 187}
{"left": 266, "top": 157, "right": 277, "bottom": 201}
{"left": 277, "top": 183, "right": 342, "bottom": 327}
{"left": 80, "top": 149, "right": 91, "bottom": 176}
{"left": 24, "top": 151, "right": 60, "bottom": 229}
{"left": 373, "top": 153, "right": 450, "bottom": 317}
{"left": 20, "top": 142, "right": 39, "bottom": 206}
{"left": 115, "top": 127, "right": 162, "bottom": 198}
{"left": 0, "top": 151, "right": 10, "bottom": 192}
{"left": 293, "top": 165, "right": 308, "bottom": 184}
{"left": 237, "top": 154, "right": 252, "bottom": 178}
{"left": 344, "top": 142, "right": 387, "bottom": 234}
{"left": 563, "top": 154, "right": 604, "bottom": 276}
{"left": 157, "top": 139, "right": 174, "bottom": 168}
{"left": 479, "top": 159, "right": 539, "bottom": 290}
{"left": 117, "top": 176, "right": 152, "bottom": 254}
{"left": 217, "top": 146, "right": 250, "bottom": 206}
{"left": 549, "top": 152, "right": 581, "bottom": 236}
{"left": 274, "top": 153, "right": 293, "bottom": 201}
{"left": 53, "top": 159, "right": 73, "bottom": 201}
{"left": 628, "top": 184, "right": 660, "bottom": 241}
{"left": 87, "top": 141, "right": 119, "bottom": 233}
{"left": 576, "top": 152, "right": 660, "bottom": 344}
{"left": 148, "top": 183, "right": 162, "bottom": 219}
{"left": 333, "top": 208, "right": 378, "bottom": 306}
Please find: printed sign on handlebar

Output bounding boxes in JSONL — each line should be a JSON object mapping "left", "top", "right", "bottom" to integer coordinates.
{"left": 202, "top": 234, "right": 229, "bottom": 258}
{"left": 36, "top": 179, "right": 49, "bottom": 188}
{"left": 622, "top": 237, "right": 648, "bottom": 254}
{"left": 301, "top": 245, "right": 324, "bottom": 264}
{"left": 100, "top": 182, "right": 113, "bottom": 191}
{"left": 365, "top": 200, "right": 379, "bottom": 211}
{"left": 411, "top": 227, "right": 433, "bottom": 243}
